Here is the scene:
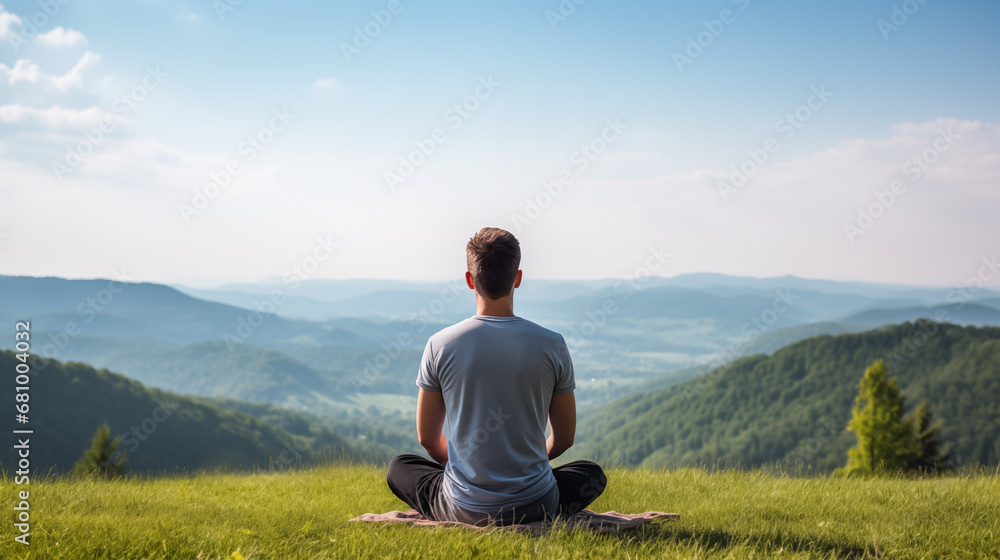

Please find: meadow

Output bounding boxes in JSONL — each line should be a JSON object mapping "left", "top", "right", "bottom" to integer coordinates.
{"left": 3, "top": 463, "right": 997, "bottom": 559}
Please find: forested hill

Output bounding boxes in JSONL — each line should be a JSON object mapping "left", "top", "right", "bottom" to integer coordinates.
{"left": 572, "top": 321, "right": 1000, "bottom": 472}
{"left": 0, "top": 351, "right": 401, "bottom": 475}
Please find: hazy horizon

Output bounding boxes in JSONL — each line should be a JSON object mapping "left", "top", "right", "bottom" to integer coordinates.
{"left": 1, "top": 1, "right": 998, "bottom": 288}
{"left": 5, "top": 269, "right": 998, "bottom": 293}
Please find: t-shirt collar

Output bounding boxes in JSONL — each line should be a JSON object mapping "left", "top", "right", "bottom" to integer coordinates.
{"left": 471, "top": 314, "right": 521, "bottom": 321}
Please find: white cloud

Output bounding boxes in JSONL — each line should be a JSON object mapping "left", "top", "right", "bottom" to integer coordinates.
{"left": 51, "top": 51, "right": 100, "bottom": 92}
{"left": 0, "top": 4, "right": 22, "bottom": 39}
{"left": 736, "top": 118, "right": 995, "bottom": 204}
{"left": 0, "top": 51, "right": 100, "bottom": 92}
{"left": 313, "top": 77, "right": 337, "bottom": 91}
{"left": 0, "top": 103, "right": 123, "bottom": 128}
{"left": 36, "top": 26, "right": 86, "bottom": 47}
{"left": 0, "top": 59, "right": 38, "bottom": 84}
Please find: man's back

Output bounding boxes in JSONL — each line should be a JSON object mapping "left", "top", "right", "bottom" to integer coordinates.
{"left": 385, "top": 226, "right": 604, "bottom": 524}
{"left": 416, "top": 314, "right": 575, "bottom": 513}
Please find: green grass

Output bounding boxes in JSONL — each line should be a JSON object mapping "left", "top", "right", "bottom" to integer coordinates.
{"left": 3, "top": 464, "right": 998, "bottom": 559}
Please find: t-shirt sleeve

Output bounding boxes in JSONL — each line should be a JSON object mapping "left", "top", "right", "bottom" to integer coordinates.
{"left": 415, "top": 338, "right": 441, "bottom": 392}
{"left": 553, "top": 335, "right": 575, "bottom": 394}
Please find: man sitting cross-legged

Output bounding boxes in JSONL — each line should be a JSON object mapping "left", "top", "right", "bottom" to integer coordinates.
{"left": 386, "top": 227, "right": 607, "bottom": 526}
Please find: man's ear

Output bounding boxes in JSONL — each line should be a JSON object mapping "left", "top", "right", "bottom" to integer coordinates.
{"left": 513, "top": 269, "right": 522, "bottom": 289}
{"left": 465, "top": 271, "right": 475, "bottom": 290}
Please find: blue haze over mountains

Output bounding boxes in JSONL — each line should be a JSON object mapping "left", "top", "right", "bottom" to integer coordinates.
{"left": 2, "top": 273, "right": 999, "bottom": 428}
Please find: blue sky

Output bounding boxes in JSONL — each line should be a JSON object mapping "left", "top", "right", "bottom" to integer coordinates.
{"left": 1, "top": 0, "right": 998, "bottom": 288}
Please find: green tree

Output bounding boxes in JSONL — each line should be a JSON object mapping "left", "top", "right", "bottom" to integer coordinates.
{"left": 907, "top": 399, "right": 953, "bottom": 473}
{"left": 836, "top": 360, "right": 917, "bottom": 477}
{"left": 74, "top": 422, "right": 128, "bottom": 478}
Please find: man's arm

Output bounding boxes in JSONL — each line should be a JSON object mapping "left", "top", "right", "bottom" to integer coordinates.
{"left": 416, "top": 388, "right": 448, "bottom": 465}
{"left": 546, "top": 391, "right": 576, "bottom": 461}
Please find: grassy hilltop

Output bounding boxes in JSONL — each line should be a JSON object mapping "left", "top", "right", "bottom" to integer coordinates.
{"left": 2, "top": 464, "right": 997, "bottom": 560}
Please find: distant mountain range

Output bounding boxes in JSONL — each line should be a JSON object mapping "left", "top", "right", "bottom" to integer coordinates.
{"left": 174, "top": 273, "right": 1000, "bottom": 321}
{"left": 0, "top": 275, "right": 356, "bottom": 347}
{"left": 3, "top": 273, "right": 999, "bottom": 425}
{"left": 840, "top": 303, "right": 1000, "bottom": 328}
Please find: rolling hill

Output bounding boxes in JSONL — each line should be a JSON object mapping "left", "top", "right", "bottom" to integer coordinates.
{"left": 572, "top": 321, "right": 1000, "bottom": 472}
{"left": 0, "top": 275, "right": 359, "bottom": 347}
{"left": 34, "top": 337, "right": 349, "bottom": 405}
{"left": 0, "top": 351, "right": 406, "bottom": 475}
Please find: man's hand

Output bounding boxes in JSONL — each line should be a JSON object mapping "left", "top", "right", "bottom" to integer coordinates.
{"left": 417, "top": 388, "right": 449, "bottom": 465}
{"left": 546, "top": 391, "right": 576, "bottom": 461}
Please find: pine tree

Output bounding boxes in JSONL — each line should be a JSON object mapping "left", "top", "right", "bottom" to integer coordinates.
{"left": 836, "top": 360, "right": 917, "bottom": 477}
{"left": 906, "top": 399, "right": 953, "bottom": 473}
{"left": 74, "top": 422, "right": 128, "bottom": 478}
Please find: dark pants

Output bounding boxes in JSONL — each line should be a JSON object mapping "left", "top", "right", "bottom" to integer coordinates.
{"left": 386, "top": 454, "right": 607, "bottom": 525}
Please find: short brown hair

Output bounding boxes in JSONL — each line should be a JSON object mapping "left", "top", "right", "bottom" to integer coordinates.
{"left": 466, "top": 227, "right": 521, "bottom": 299}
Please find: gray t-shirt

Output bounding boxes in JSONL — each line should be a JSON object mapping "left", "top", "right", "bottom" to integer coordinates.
{"left": 416, "top": 314, "right": 575, "bottom": 513}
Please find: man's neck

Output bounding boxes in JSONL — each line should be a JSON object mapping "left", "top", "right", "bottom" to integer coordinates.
{"left": 475, "top": 296, "right": 515, "bottom": 317}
